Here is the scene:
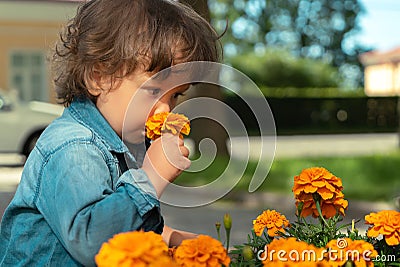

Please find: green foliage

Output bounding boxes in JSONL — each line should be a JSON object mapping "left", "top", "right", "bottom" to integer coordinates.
{"left": 229, "top": 49, "right": 341, "bottom": 89}
{"left": 229, "top": 230, "right": 269, "bottom": 267}
{"left": 210, "top": 0, "right": 368, "bottom": 60}
{"left": 209, "top": 0, "right": 370, "bottom": 87}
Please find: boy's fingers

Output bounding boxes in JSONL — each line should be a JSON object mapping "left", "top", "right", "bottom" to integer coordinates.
{"left": 178, "top": 137, "right": 184, "bottom": 146}
{"left": 161, "top": 133, "right": 191, "bottom": 170}
{"left": 180, "top": 145, "right": 189, "bottom": 158}
{"left": 178, "top": 156, "right": 191, "bottom": 170}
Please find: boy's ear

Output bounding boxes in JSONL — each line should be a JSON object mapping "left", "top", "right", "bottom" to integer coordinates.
{"left": 87, "top": 69, "right": 109, "bottom": 97}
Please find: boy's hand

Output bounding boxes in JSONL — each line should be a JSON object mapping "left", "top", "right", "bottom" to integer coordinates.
{"left": 142, "top": 133, "right": 191, "bottom": 198}
{"left": 162, "top": 225, "right": 198, "bottom": 247}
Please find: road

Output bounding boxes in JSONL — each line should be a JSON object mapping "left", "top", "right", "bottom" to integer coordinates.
{"left": 230, "top": 132, "right": 399, "bottom": 160}
{"left": 0, "top": 133, "right": 398, "bottom": 246}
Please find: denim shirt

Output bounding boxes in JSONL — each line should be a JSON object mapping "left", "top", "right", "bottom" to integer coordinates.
{"left": 0, "top": 98, "right": 163, "bottom": 266}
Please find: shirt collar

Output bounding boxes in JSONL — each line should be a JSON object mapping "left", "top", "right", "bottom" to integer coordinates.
{"left": 68, "top": 98, "right": 128, "bottom": 153}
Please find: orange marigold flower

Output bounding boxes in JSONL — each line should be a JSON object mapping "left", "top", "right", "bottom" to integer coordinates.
{"left": 292, "top": 167, "right": 348, "bottom": 218}
{"left": 253, "top": 209, "right": 290, "bottom": 237}
{"left": 146, "top": 112, "right": 190, "bottom": 140}
{"left": 365, "top": 210, "right": 400, "bottom": 246}
{"left": 325, "top": 238, "right": 378, "bottom": 267}
{"left": 261, "top": 237, "right": 329, "bottom": 267}
{"left": 174, "top": 235, "right": 230, "bottom": 267}
{"left": 95, "top": 230, "right": 177, "bottom": 267}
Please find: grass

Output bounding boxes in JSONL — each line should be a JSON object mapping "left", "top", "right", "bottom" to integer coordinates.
{"left": 176, "top": 151, "right": 400, "bottom": 202}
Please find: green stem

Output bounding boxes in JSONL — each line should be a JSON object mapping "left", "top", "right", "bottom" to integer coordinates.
{"left": 225, "top": 230, "right": 230, "bottom": 251}
{"left": 315, "top": 199, "right": 329, "bottom": 228}
{"left": 215, "top": 222, "right": 221, "bottom": 242}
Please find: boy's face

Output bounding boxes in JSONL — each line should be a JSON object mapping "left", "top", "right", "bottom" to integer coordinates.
{"left": 95, "top": 68, "right": 189, "bottom": 144}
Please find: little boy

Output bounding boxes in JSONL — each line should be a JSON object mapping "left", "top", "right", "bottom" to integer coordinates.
{"left": 0, "top": 0, "right": 220, "bottom": 266}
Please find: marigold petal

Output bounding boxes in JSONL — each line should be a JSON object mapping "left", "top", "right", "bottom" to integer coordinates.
{"left": 317, "top": 187, "right": 335, "bottom": 200}
{"left": 365, "top": 212, "right": 380, "bottom": 223}
{"left": 321, "top": 203, "right": 337, "bottom": 218}
{"left": 301, "top": 207, "right": 314, "bottom": 217}
{"left": 311, "top": 180, "right": 326, "bottom": 187}
{"left": 385, "top": 232, "right": 400, "bottom": 246}
{"left": 367, "top": 226, "right": 381, "bottom": 237}
{"left": 323, "top": 182, "right": 337, "bottom": 192}
{"left": 304, "top": 184, "right": 318, "bottom": 193}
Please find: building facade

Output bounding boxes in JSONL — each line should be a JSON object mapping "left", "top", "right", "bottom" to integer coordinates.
{"left": 360, "top": 46, "right": 400, "bottom": 96}
{"left": 0, "top": 0, "right": 79, "bottom": 102}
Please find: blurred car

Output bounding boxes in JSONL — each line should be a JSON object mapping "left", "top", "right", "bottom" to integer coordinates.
{"left": 0, "top": 90, "right": 63, "bottom": 158}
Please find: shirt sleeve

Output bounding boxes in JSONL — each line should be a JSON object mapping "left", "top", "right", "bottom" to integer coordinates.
{"left": 35, "top": 141, "right": 163, "bottom": 266}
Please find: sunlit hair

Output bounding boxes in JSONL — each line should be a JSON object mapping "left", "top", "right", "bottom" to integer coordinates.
{"left": 51, "top": 0, "right": 222, "bottom": 106}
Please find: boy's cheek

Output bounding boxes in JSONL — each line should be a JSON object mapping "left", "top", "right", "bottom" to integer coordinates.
{"left": 122, "top": 119, "right": 147, "bottom": 144}
{"left": 123, "top": 129, "right": 145, "bottom": 143}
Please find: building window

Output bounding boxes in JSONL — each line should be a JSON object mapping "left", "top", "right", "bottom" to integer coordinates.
{"left": 9, "top": 51, "right": 47, "bottom": 102}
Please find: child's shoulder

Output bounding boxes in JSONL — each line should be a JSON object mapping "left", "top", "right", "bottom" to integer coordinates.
{"left": 36, "top": 114, "right": 95, "bottom": 155}
{"left": 50, "top": 114, "right": 92, "bottom": 136}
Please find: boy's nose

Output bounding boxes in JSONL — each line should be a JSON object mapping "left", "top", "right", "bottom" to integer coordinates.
{"left": 154, "top": 102, "right": 171, "bottom": 114}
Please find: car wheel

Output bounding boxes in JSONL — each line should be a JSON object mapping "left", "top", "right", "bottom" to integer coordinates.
{"left": 22, "top": 130, "right": 43, "bottom": 158}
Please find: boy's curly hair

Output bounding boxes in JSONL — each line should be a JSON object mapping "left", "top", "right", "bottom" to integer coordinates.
{"left": 51, "top": 0, "right": 221, "bottom": 106}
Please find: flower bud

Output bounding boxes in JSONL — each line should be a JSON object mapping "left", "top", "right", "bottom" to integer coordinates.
{"left": 223, "top": 213, "right": 232, "bottom": 230}
{"left": 215, "top": 222, "right": 221, "bottom": 231}
{"left": 242, "top": 246, "right": 254, "bottom": 261}
{"left": 215, "top": 222, "right": 221, "bottom": 241}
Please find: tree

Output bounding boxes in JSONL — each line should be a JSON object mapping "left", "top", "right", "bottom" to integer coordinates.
{"left": 180, "top": 0, "right": 229, "bottom": 156}
{"left": 230, "top": 48, "right": 340, "bottom": 89}
{"left": 209, "top": 0, "right": 370, "bottom": 88}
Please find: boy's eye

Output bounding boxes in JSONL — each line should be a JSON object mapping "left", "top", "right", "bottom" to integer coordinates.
{"left": 147, "top": 88, "right": 161, "bottom": 96}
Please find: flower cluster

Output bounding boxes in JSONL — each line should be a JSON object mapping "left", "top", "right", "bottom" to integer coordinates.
{"left": 96, "top": 231, "right": 230, "bottom": 267}
{"left": 229, "top": 167, "right": 399, "bottom": 267}
{"left": 95, "top": 230, "right": 175, "bottom": 267}
{"left": 365, "top": 209, "right": 400, "bottom": 246}
{"left": 174, "top": 235, "right": 231, "bottom": 267}
{"left": 96, "top": 167, "right": 400, "bottom": 267}
{"left": 146, "top": 112, "right": 190, "bottom": 140}
{"left": 292, "top": 167, "right": 348, "bottom": 218}
{"left": 252, "top": 209, "right": 290, "bottom": 237}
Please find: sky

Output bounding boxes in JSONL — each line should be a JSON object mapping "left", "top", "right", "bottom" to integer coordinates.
{"left": 357, "top": 0, "right": 400, "bottom": 52}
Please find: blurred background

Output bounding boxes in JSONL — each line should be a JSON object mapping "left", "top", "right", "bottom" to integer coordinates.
{"left": 0, "top": 0, "right": 399, "bottom": 245}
